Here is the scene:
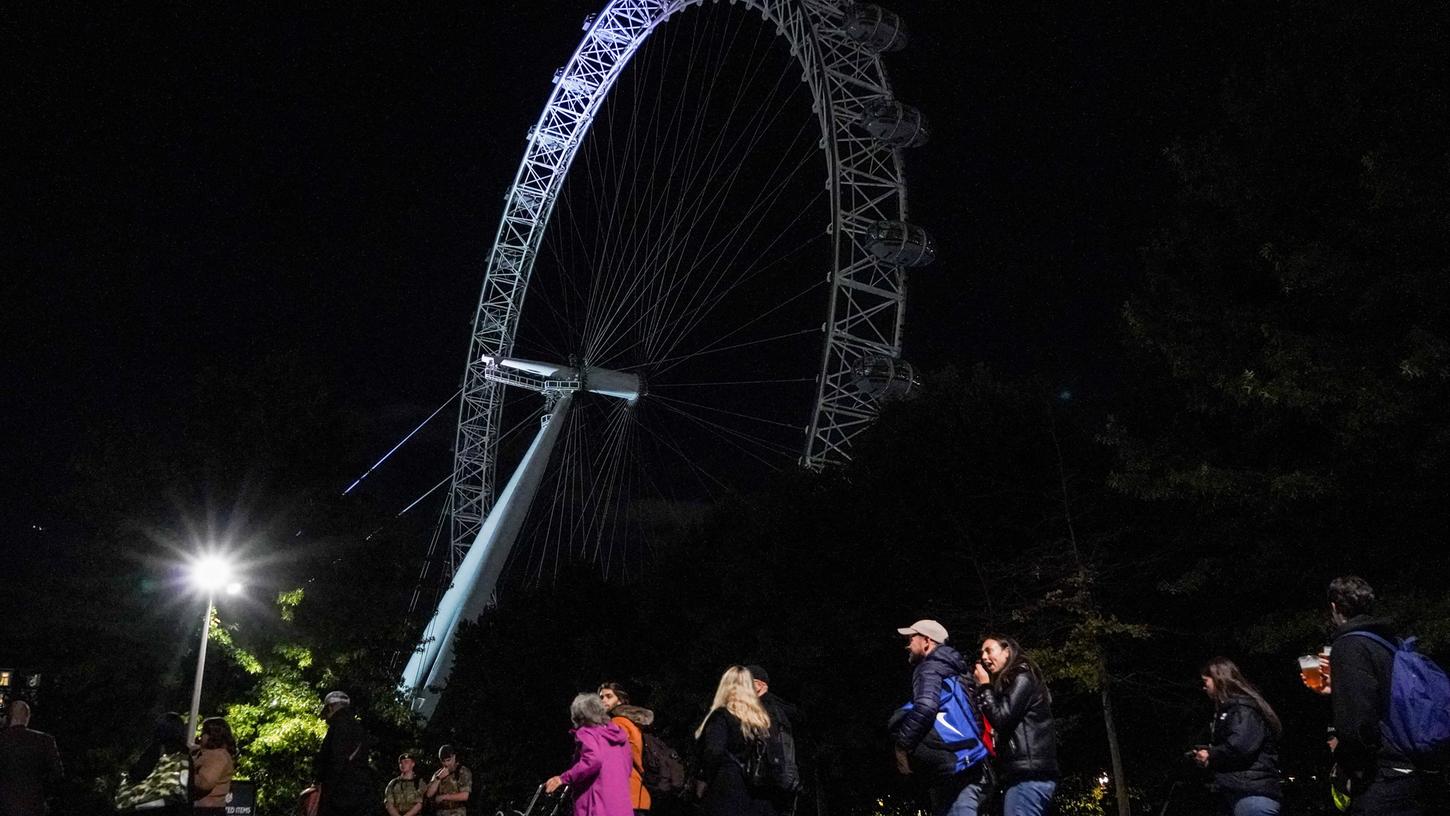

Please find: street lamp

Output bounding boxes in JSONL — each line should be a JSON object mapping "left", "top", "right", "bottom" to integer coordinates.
{"left": 186, "top": 555, "right": 237, "bottom": 743}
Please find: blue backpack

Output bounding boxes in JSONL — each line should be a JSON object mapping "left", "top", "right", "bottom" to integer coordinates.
{"left": 899, "top": 675, "right": 989, "bottom": 773}
{"left": 1345, "top": 631, "right": 1450, "bottom": 765}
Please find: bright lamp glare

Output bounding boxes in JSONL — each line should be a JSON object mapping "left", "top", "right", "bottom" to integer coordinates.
{"left": 190, "top": 556, "right": 233, "bottom": 591}
{"left": 225, "top": 582, "right": 243, "bottom": 596}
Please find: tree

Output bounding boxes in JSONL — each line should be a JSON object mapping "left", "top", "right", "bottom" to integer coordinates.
{"left": 1109, "top": 2, "right": 1450, "bottom": 636}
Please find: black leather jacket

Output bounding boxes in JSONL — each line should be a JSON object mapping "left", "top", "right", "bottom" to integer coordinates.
{"left": 978, "top": 670, "right": 1058, "bottom": 782}
{"left": 1207, "top": 695, "right": 1282, "bottom": 800}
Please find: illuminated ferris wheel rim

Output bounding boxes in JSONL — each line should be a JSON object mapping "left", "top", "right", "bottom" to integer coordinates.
{"left": 449, "top": 0, "right": 933, "bottom": 565}
{"left": 400, "top": 0, "right": 935, "bottom": 719}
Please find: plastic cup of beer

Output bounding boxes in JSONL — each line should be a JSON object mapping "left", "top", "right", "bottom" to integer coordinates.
{"left": 1299, "top": 654, "right": 1327, "bottom": 691}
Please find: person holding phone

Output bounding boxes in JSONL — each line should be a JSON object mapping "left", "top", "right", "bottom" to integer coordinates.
{"left": 1192, "top": 657, "right": 1283, "bottom": 816}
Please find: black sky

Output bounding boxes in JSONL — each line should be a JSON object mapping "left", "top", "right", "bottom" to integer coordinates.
{"left": 4, "top": 2, "right": 1236, "bottom": 528}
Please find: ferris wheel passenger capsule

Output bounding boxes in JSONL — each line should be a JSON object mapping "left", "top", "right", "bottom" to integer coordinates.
{"left": 866, "top": 220, "right": 935, "bottom": 266}
{"left": 856, "top": 99, "right": 929, "bottom": 148}
{"left": 843, "top": 4, "right": 909, "bottom": 53}
{"left": 851, "top": 354, "right": 919, "bottom": 400}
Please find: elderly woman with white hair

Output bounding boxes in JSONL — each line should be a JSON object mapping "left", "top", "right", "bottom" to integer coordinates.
{"left": 544, "top": 693, "right": 634, "bottom": 816}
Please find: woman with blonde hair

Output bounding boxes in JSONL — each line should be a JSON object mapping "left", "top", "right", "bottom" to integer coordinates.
{"left": 694, "top": 665, "right": 778, "bottom": 816}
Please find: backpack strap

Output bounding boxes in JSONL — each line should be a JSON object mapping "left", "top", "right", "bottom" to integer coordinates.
{"left": 1343, "top": 630, "right": 1399, "bottom": 651}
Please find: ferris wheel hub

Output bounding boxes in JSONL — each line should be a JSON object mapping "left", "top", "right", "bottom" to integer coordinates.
{"left": 481, "top": 354, "right": 642, "bottom": 403}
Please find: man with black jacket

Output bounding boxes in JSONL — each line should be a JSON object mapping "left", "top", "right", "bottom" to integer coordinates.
{"left": 0, "top": 700, "right": 63, "bottom": 816}
{"left": 890, "top": 619, "right": 987, "bottom": 816}
{"left": 746, "top": 666, "right": 803, "bottom": 816}
{"left": 1322, "top": 576, "right": 1423, "bottom": 815}
{"left": 314, "top": 691, "right": 375, "bottom": 816}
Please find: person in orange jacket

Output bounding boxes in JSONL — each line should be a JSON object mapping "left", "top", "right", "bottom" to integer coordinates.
{"left": 598, "top": 682, "right": 652, "bottom": 814}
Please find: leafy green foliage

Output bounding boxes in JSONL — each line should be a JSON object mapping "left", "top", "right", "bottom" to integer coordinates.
{"left": 209, "top": 589, "right": 421, "bottom": 816}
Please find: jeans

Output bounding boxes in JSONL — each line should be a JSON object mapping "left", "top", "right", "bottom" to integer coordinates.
{"left": 1226, "top": 794, "right": 1280, "bottom": 816}
{"left": 1002, "top": 779, "right": 1056, "bottom": 816}
{"left": 929, "top": 767, "right": 989, "bottom": 816}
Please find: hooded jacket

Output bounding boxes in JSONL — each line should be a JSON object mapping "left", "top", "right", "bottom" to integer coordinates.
{"left": 893, "top": 644, "right": 968, "bottom": 751}
{"left": 1329, "top": 615, "right": 1412, "bottom": 775}
{"left": 608, "top": 705, "right": 654, "bottom": 810}
{"left": 559, "top": 722, "right": 634, "bottom": 816}
{"left": 1206, "top": 695, "right": 1282, "bottom": 800}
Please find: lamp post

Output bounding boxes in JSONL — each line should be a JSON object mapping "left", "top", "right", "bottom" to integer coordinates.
{"left": 187, "top": 556, "right": 240, "bottom": 742}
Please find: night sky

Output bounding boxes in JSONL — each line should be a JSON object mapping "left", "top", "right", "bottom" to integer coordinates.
{"left": 5, "top": 2, "right": 1232, "bottom": 532}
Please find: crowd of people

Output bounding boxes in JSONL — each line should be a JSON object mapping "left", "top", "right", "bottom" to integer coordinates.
{"left": 887, "top": 575, "right": 1442, "bottom": 816}
{"left": 0, "top": 708, "right": 243, "bottom": 816}
{"left": 1, "top": 574, "right": 1441, "bottom": 815}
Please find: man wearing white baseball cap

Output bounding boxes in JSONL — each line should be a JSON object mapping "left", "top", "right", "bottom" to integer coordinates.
{"left": 890, "top": 619, "right": 987, "bottom": 816}
{"left": 897, "top": 619, "right": 951, "bottom": 648}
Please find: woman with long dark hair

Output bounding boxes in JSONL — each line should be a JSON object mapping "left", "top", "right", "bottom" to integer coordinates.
{"left": 972, "top": 635, "right": 1058, "bottom": 816}
{"left": 191, "top": 717, "right": 238, "bottom": 815}
{"left": 1192, "top": 657, "right": 1283, "bottom": 816}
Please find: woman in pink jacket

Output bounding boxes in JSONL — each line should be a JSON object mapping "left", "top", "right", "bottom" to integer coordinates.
{"left": 545, "top": 693, "right": 634, "bottom": 816}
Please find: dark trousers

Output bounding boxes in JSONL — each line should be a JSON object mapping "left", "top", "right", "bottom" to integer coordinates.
{"left": 1348, "top": 768, "right": 1421, "bottom": 816}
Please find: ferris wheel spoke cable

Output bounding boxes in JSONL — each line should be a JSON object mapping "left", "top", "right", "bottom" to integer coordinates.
{"left": 653, "top": 399, "right": 790, "bottom": 470}
{"left": 652, "top": 393, "right": 801, "bottom": 430}
{"left": 628, "top": 77, "right": 815, "bottom": 364}
{"left": 560, "top": 404, "right": 628, "bottom": 554}
{"left": 576, "top": 405, "right": 633, "bottom": 572}
{"left": 651, "top": 404, "right": 802, "bottom": 460}
{"left": 583, "top": 17, "right": 688, "bottom": 354}
{"left": 639, "top": 88, "right": 820, "bottom": 352}
{"left": 538, "top": 403, "right": 588, "bottom": 582}
{"left": 396, "top": 473, "right": 453, "bottom": 518}
{"left": 623, "top": 326, "right": 818, "bottom": 373}
{"left": 655, "top": 410, "right": 796, "bottom": 466}
{"left": 631, "top": 10, "right": 724, "bottom": 354}
{"left": 589, "top": 171, "right": 821, "bottom": 368}
{"left": 536, "top": 204, "right": 590, "bottom": 352}
{"left": 595, "top": 14, "right": 786, "bottom": 360}
{"left": 634, "top": 408, "right": 727, "bottom": 495}
{"left": 641, "top": 247, "right": 822, "bottom": 378}
{"left": 653, "top": 376, "right": 814, "bottom": 388}
{"left": 527, "top": 414, "right": 573, "bottom": 583}
{"left": 612, "top": 421, "right": 640, "bottom": 579}
{"left": 632, "top": 22, "right": 774, "bottom": 356}
{"left": 577, "top": 13, "right": 800, "bottom": 366}
{"left": 649, "top": 188, "right": 829, "bottom": 366}
{"left": 644, "top": 151, "right": 822, "bottom": 367}
{"left": 596, "top": 237, "right": 821, "bottom": 372}
{"left": 655, "top": 408, "right": 792, "bottom": 475}
{"left": 341, "top": 388, "right": 463, "bottom": 496}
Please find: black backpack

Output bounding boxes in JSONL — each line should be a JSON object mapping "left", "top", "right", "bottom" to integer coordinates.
{"left": 742, "top": 725, "right": 803, "bottom": 795}
{"left": 641, "top": 731, "right": 688, "bottom": 797}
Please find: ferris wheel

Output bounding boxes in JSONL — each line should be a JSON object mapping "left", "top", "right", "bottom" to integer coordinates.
{"left": 402, "top": 0, "right": 933, "bottom": 718}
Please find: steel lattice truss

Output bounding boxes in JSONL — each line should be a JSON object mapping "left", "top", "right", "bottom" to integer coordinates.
{"left": 446, "top": 0, "right": 910, "bottom": 574}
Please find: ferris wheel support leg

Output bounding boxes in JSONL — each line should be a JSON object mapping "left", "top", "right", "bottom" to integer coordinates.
{"left": 400, "top": 393, "right": 576, "bottom": 721}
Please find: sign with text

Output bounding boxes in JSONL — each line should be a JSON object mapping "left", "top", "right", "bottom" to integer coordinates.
{"left": 224, "top": 779, "right": 256, "bottom": 816}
